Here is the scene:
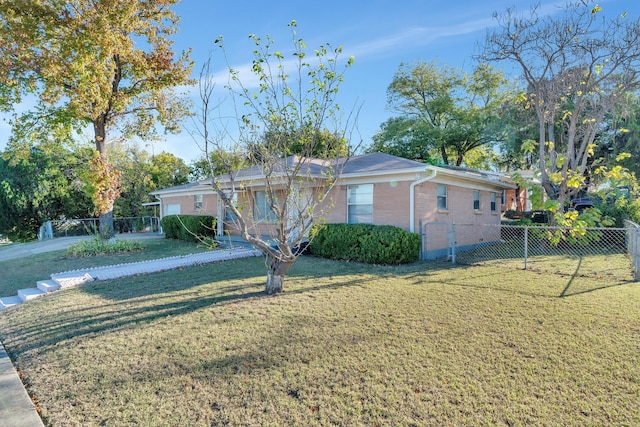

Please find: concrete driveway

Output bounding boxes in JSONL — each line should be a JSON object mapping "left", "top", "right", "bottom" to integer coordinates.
{"left": 0, "top": 233, "right": 164, "bottom": 262}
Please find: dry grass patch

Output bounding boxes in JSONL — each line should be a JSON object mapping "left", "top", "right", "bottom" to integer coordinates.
{"left": 0, "top": 256, "right": 639, "bottom": 426}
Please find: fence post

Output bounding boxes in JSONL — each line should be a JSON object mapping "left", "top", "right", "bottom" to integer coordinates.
{"left": 523, "top": 226, "right": 528, "bottom": 270}
{"left": 635, "top": 228, "right": 640, "bottom": 281}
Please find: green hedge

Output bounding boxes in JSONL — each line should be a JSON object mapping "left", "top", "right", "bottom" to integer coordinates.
{"left": 310, "top": 223, "right": 420, "bottom": 264}
{"left": 160, "top": 215, "right": 217, "bottom": 243}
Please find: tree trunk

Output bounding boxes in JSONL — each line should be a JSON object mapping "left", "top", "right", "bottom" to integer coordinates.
{"left": 93, "top": 116, "right": 117, "bottom": 240}
{"left": 440, "top": 145, "right": 449, "bottom": 165}
{"left": 266, "top": 257, "right": 294, "bottom": 294}
{"left": 99, "top": 210, "right": 116, "bottom": 240}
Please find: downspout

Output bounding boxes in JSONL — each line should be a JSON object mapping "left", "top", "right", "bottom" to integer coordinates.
{"left": 409, "top": 168, "right": 437, "bottom": 233}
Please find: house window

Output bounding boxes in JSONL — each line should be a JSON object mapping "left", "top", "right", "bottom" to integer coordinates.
{"left": 194, "top": 194, "right": 203, "bottom": 211}
{"left": 347, "top": 184, "right": 373, "bottom": 224}
{"left": 501, "top": 190, "right": 507, "bottom": 207}
{"left": 224, "top": 192, "right": 238, "bottom": 221}
{"left": 254, "top": 190, "right": 277, "bottom": 222}
{"left": 437, "top": 184, "right": 447, "bottom": 210}
{"left": 491, "top": 192, "right": 497, "bottom": 212}
{"left": 473, "top": 190, "right": 480, "bottom": 211}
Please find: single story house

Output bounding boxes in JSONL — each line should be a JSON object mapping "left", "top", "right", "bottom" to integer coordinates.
{"left": 150, "top": 152, "right": 515, "bottom": 259}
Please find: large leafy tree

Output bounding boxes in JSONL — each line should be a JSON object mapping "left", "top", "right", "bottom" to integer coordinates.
{"left": 195, "top": 22, "right": 357, "bottom": 294}
{"left": 596, "top": 93, "right": 640, "bottom": 178}
{"left": 0, "top": 0, "right": 193, "bottom": 238}
{"left": 190, "top": 148, "right": 247, "bottom": 181}
{"left": 482, "top": 2, "right": 640, "bottom": 215}
{"left": 0, "top": 143, "right": 93, "bottom": 241}
{"left": 373, "top": 61, "right": 513, "bottom": 167}
{"left": 109, "top": 143, "right": 190, "bottom": 217}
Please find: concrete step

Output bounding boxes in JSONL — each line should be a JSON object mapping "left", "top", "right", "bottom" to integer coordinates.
{"left": 17, "top": 287, "right": 46, "bottom": 302}
{"left": 0, "top": 296, "right": 23, "bottom": 310}
{"left": 50, "top": 272, "right": 94, "bottom": 288}
{"left": 37, "top": 279, "right": 61, "bottom": 293}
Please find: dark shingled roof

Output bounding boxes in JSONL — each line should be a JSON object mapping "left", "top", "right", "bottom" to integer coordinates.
{"left": 340, "top": 152, "right": 426, "bottom": 174}
{"left": 220, "top": 152, "right": 427, "bottom": 181}
{"left": 151, "top": 152, "right": 514, "bottom": 194}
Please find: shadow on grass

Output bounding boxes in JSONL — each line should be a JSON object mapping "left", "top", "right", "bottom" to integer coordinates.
{"left": 4, "top": 258, "right": 376, "bottom": 358}
{"left": 557, "top": 255, "right": 637, "bottom": 298}
{"left": 407, "top": 259, "right": 636, "bottom": 299}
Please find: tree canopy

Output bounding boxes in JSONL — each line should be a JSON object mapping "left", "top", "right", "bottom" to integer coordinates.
{"left": 0, "top": 0, "right": 193, "bottom": 237}
{"left": 109, "top": 143, "right": 191, "bottom": 217}
{"left": 0, "top": 143, "right": 94, "bottom": 241}
{"left": 371, "top": 61, "right": 513, "bottom": 167}
{"left": 482, "top": 2, "right": 640, "bottom": 216}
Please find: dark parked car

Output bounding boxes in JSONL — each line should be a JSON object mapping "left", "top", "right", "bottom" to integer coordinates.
{"left": 570, "top": 198, "right": 595, "bottom": 213}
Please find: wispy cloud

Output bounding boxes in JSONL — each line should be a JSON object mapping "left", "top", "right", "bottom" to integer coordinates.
{"left": 196, "top": 0, "right": 569, "bottom": 91}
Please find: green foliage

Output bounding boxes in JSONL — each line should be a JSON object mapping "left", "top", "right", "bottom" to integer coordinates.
{"left": 250, "top": 127, "right": 350, "bottom": 162}
{"left": 0, "top": 0, "right": 194, "bottom": 236}
{"left": 310, "top": 223, "right": 420, "bottom": 264}
{"left": 160, "top": 215, "right": 217, "bottom": 243}
{"left": 66, "top": 237, "right": 145, "bottom": 257}
{"left": 0, "top": 144, "right": 93, "bottom": 241}
{"left": 368, "top": 116, "right": 441, "bottom": 164}
{"left": 483, "top": 3, "right": 640, "bottom": 209}
{"left": 109, "top": 143, "right": 191, "bottom": 217}
{"left": 376, "top": 61, "right": 513, "bottom": 167}
{"left": 190, "top": 149, "right": 246, "bottom": 181}
{"left": 595, "top": 197, "right": 640, "bottom": 227}
{"left": 595, "top": 93, "right": 640, "bottom": 178}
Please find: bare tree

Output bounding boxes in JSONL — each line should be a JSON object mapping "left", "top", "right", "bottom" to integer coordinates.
{"left": 481, "top": 2, "right": 640, "bottom": 216}
{"left": 192, "top": 22, "right": 358, "bottom": 294}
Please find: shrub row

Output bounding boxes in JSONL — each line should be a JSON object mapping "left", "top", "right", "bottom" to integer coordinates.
{"left": 310, "top": 223, "right": 420, "bottom": 265}
{"left": 160, "top": 215, "right": 217, "bottom": 243}
{"left": 66, "top": 238, "right": 145, "bottom": 257}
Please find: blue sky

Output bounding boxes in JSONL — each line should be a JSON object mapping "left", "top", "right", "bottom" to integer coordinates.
{"left": 0, "top": 0, "right": 636, "bottom": 163}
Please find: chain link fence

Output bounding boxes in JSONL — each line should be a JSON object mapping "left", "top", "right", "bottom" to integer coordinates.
{"left": 421, "top": 221, "right": 640, "bottom": 282}
{"left": 39, "top": 216, "right": 160, "bottom": 239}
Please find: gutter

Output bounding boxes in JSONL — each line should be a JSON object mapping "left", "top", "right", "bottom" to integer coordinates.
{"left": 409, "top": 168, "right": 437, "bottom": 233}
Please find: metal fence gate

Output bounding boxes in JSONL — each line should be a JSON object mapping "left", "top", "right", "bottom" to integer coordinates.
{"left": 421, "top": 221, "right": 640, "bottom": 282}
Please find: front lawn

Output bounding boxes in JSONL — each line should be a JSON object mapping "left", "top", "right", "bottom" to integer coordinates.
{"left": 0, "top": 238, "right": 209, "bottom": 298}
{"left": 0, "top": 256, "right": 638, "bottom": 426}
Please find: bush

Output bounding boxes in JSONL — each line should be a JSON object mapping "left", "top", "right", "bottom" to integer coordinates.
{"left": 595, "top": 198, "right": 640, "bottom": 228}
{"left": 160, "top": 215, "right": 217, "bottom": 243}
{"left": 310, "top": 223, "right": 420, "bottom": 264}
{"left": 2, "top": 217, "right": 40, "bottom": 242}
{"left": 66, "top": 238, "right": 145, "bottom": 257}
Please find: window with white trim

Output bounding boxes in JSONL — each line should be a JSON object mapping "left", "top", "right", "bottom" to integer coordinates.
{"left": 491, "top": 192, "right": 497, "bottom": 212}
{"left": 194, "top": 194, "right": 203, "bottom": 210}
{"left": 254, "top": 190, "right": 277, "bottom": 222}
{"left": 437, "top": 184, "right": 447, "bottom": 210}
{"left": 347, "top": 184, "right": 373, "bottom": 224}
{"left": 473, "top": 190, "right": 480, "bottom": 210}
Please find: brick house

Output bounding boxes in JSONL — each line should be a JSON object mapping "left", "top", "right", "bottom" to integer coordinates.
{"left": 150, "top": 153, "right": 515, "bottom": 258}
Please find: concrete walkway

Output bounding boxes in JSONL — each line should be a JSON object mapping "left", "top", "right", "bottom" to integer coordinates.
{"left": 0, "top": 233, "right": 164, "bottom": 262}
{"left": 0, "top": 234, "right": 261, "bottom": 426}
{"left": 0, "top": 341, "right": 45, "bottom": 427}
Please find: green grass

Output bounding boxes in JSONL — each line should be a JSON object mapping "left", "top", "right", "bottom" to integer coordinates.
{"left": 0, "top": 238, "right": 210, "bottom": 298}
{"left": 1, "top": 256, "right": 639, "bottom": 426}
